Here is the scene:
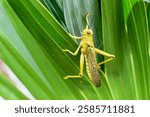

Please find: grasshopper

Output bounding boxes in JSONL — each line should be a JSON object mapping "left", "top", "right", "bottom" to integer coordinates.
{"left": 62, "top": 13, "right": 115, "bottom": 87}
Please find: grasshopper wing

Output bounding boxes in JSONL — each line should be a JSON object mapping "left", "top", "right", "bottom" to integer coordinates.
{"left": 86, "top": 47, "right": 101, "bottom": 87}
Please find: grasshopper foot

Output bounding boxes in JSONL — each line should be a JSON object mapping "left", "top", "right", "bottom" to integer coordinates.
{"left": 64, "top": 74, "right": 82, "bottom": 79}
{"left": 111, "top": 55, "right": 115, "bottom": 59}
{"left": 64, "top": 76, "right": 68, "bottom": 79}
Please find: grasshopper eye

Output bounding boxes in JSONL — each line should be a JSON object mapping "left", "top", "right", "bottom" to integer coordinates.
{"left": 87, "top": 31, "right": 91, "bottom": 34}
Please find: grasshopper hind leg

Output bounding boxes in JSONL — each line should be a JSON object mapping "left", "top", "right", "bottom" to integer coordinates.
{"left": 94, "top": 48, "right": 115, "bottom": 67}
{"left": 64, "top": 52, "right": 84, "bottom": 79}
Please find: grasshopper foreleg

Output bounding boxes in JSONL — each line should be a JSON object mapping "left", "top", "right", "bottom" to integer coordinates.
{"left": 62, "top": 43, "right": 81, "bottom": 56}
{"left": 68, "top": 33, "right": 83, "bottom": 39}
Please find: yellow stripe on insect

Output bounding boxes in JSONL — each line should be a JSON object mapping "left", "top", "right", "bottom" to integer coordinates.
{"left": 62, "top": 12, "right": 115, "bottom": 87}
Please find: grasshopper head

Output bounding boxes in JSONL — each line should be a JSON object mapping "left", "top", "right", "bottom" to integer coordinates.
{"left": 82, "top": 28, "right": 93, "bottom": 36}
{"left": 82, "top": 12, "right": 93, "bottom": 36}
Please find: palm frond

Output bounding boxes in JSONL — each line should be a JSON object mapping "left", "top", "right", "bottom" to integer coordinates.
{"left": 0, "top": 0, "right": 149, "bottom": 100}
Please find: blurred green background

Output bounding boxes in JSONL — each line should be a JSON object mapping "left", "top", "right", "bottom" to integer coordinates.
{"left": 0, "top": 0, "right": 149, "bottom": 100}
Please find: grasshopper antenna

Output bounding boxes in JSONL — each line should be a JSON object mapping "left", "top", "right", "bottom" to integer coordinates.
{"left": 86, "top": 12, "right": 90, "bottom": 29}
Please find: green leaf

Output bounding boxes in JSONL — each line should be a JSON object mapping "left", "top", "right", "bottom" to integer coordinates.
{"left": 145, "top": 0, "right": 150, "bottom": 3}
{"left": 0, "top": 0, "right": 149, "bottom": 100}
{"left": 0, "top": 73, "right": 28, "bottom": 100}
{"left": 127, "top": 1, "right": 150, "bottom": 99}
{"left": 42, "top": 0, "right": 66, "bottom": 27}
{"left": 0, "top": 0, "right": 112, "bottom": 99}
{"left": 102, "top": 0, "right": 150, "bottom": 99}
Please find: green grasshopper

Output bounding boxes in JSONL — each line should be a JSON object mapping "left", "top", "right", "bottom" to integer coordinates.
{"left": 62, "top": 13, "right": 115, "bottom": 87}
